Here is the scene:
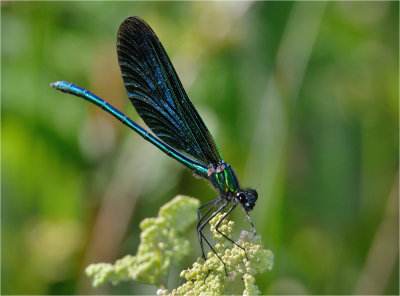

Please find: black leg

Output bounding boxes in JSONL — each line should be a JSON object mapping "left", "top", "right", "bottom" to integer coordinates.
{"left": 215, "top": 203, "right": 248, "bottom": 260}
{"left": 244, "top": 210, "right": 257, "bottom": 233}
{"left": 203, "top": 269, "right": 211, "bottom": 284}
{"left": 198, "top": 201, "right": 230, "bottom": 276}
{"left": 197, "top": 199, "right": 221, "bottom": 260}
{"left": 197, "top": 198, "right": 219, "bottom": 220}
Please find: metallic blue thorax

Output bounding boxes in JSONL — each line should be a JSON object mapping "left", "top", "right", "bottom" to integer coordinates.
{"left": 208, "top": 162, "right": 240, "bottom": 194}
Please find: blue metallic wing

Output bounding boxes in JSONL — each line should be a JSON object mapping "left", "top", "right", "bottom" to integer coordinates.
{"left": 117, "top": 16, "right": 223, "bottom": 167}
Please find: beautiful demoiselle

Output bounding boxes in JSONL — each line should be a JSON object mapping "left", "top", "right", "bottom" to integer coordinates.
{"left": 51, "top": 16, "right": 258, "bottom": 271}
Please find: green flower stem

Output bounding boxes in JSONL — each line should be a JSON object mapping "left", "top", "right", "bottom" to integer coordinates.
{"left": 86, "top": 195, "right": 274, "bottom": 295}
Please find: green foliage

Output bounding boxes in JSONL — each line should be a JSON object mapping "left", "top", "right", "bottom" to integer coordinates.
{"left": 2, "top": 1, "right": 398, "bottom": 294}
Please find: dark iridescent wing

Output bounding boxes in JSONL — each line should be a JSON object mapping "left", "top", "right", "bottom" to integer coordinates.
{"left": 117, "top": 16, "right": 222, "bottom": 167}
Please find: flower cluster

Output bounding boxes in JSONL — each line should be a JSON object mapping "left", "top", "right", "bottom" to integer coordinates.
{"left": 86, "top": 196, "right": 274, "bottom": 295}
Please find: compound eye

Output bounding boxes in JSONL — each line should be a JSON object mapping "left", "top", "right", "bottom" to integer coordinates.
{"left": 236, "top": 192, "right": 246, "bottom": 202}
{"left": 253, "top": 190, "right": 258, "bottom": 200}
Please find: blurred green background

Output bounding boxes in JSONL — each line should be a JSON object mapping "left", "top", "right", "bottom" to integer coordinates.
{"left": 2, "top": 1, "right": 398, "bottom": 295}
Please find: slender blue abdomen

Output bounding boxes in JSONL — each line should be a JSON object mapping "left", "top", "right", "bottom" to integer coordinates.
{"left": 50, "top": 81, "right": 209, "bottom": 177}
